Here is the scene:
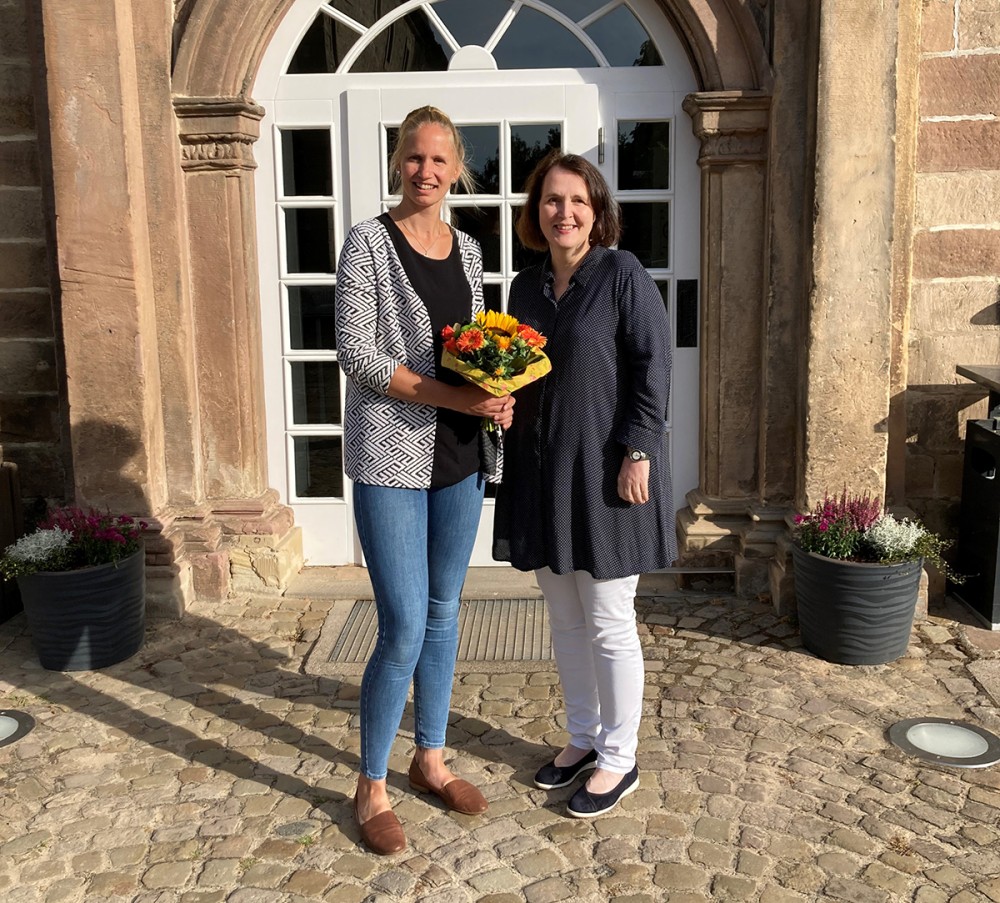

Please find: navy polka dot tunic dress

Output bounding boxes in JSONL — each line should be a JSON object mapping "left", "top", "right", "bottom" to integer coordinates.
{"left": 493, "top": 245, "right": 678, "bottom": 579}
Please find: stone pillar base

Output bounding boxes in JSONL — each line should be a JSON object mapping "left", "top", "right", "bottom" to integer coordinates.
{"left": 142, "top": 491, "right": 303, "bottom": 616}
{"left": 735, "top": 503, "right": 790, "bottom": 601}
{"left": 677, "top": 491, "right": 795, "bottom": 602}
{"left": 228, "top": 525, "right": 303, "bottom": 595}
{"left": 768, "top": 531, "right": 797, "bottom": 617}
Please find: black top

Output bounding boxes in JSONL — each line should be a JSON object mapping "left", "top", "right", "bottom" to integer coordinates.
{"left": 492, "top": 246, "right": 677, "bottom": 579}
{"left": 379, "top": 213, "right": 480, "bottom": 488}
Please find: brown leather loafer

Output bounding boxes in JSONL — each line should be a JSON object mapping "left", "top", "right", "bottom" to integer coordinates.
{"left": 354, "top": 797, "right": 406, "bottom": 855}
{"left": 408, "top": 758, "right": 488, "bottom": 815}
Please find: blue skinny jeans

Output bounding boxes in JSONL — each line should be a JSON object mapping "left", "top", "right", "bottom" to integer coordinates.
{"left": 353, "top": 472, "right": 484, "bottom": 780}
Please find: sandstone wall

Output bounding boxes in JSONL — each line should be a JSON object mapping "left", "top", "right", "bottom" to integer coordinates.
{"left": 907, "top": 0, "right": 1000, "bottom": 532}
{"left": 0, "top": 0, "right": 64, "bottom": 518}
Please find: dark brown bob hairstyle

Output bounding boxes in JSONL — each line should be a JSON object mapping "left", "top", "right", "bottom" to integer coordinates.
{"left": 516, "top": 151, "right": 622, "bottom": 252}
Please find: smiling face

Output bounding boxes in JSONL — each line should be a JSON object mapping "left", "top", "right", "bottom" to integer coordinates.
{"left": 397, "top": 123, "right": 463, "bottom": 212}
{"left": 538, "top": 166, "right": 596, "bottom": 262}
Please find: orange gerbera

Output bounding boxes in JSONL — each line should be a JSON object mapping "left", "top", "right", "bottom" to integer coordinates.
{"left": 517, "top": 324, "right": 547, "bottom": 349}
{"left": 456, "top": 328, "right": 485, "bottom": 353}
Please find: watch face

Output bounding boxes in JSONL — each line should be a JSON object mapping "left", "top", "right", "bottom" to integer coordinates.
{"left": 630, "top": 450, "right": 642, "bottom": 460}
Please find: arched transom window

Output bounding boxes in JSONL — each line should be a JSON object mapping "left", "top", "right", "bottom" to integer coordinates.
{"left": 288, "top": 0, "right": 664, "bottom": 73}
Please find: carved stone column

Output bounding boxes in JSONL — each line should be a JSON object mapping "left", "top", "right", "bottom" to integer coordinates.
{"left": 37, "top": 0, "right": 167, "bottom": 515}
{"left": 172, "top": 97, "right": 302, "bottom": 601}
{"left": 679, "top": 91, "right": 773, "bottom": 595}
{"left": 765, "top": 0, "right": 903, "bottom": 614}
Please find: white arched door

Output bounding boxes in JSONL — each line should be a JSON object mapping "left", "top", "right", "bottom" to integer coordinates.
{"left": 254, "top": 1, "right": 700, "bottom": 566}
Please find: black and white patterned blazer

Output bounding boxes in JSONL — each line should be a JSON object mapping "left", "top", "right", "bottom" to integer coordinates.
{"left": 335, "top": 216, "right": 500, "bottom": 487}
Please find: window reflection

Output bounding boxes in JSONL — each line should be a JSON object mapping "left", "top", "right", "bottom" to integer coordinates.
{"left": 619, "top": 203, "right": 670, "bottom": 269}
{"left": 511, "top": 124, "right": 561, "bottom": 193}
{"left": 452, "top": 207, "right": 501, "bottom": 273}
{"left": 292, "top": 362, "right": 342, "bottom": 425}
{"left": 434, "top": 0, "right": 512, "bottom": 47}
{"left": 327, "top": 0, "right": 405, "bottom": 30}
{"left": 385, "top": 127, "right": 399, "bottom": 193}
{"left": 281, "top": 129, "right": 333, "bottom": 197}
{"left": 288, "top": 286, "right": 336, "bottom": 350}
{"left": 483, "top": 284, "right": 502, "bottom": 313}
{"left": 457, "top": 125, "right": 500, "bottom": 194}
{"left": 618, "top": 121, "right": 670, "bottom": 191}
{"left": 676, "top": 279, "right": 699, "bottom": 348}
{"left": 586, "top": 5, "right": 662, "bottom": 67}
{"left": 350, "top": 10, "right": 449, "bottom": 72}
{"left": 288, "top": 13, "right": 360, "bottom": 74}
{"left": 285, "top": 208, "right": 336, "bottom": 274}
{"left": 293, "top": 436, "right": 344, "bottom": 498}
{"left": 542, "top": 0, "right": 610, "bottom": 22}
{"left": 493, "top": 7, "right": 596, "bottom": 69}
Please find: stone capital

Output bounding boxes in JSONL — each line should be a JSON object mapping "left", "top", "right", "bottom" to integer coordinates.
{"left": 174, "top": 97, "right": 265, "bottom": 172}
{"left": 683, "top": 91, "right": 771, "bottom": 165}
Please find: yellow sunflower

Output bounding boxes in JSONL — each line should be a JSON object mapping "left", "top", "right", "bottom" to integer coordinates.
{"left": 475, "top": 310, "right": 519, "bottom": 336}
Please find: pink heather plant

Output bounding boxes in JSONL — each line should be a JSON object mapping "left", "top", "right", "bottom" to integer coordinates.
{"left": 794, "top": 490, "right": 882, "bottom": 561}
{"left": 0, "top": 507, "right": 148, "bottom": 579}
{"left": 794, "top": 489, "right": 961, "bottom": 580}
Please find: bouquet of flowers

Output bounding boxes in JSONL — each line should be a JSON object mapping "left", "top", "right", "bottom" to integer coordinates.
{"left": 0, "top": 507, "right": 149, "bottom": 580}
{"left": 441, "top": 310, "right": 551, "bottom": 399}
{"left": 794, "top": 489, "right": 961, "bottom": 580}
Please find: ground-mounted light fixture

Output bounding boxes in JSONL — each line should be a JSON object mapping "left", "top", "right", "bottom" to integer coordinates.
{"left": 888, "top": 717, "right": 1000, "bottom": 769}
{"left": 0, "top": 710, "right": 35, "bottom": 748}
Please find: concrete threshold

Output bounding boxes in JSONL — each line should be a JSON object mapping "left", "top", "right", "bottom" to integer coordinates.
{"left": 285, "top": 566, "right": 685, "bottom": 601}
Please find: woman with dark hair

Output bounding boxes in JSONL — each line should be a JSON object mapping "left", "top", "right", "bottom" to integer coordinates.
{"left": 336, "top": 106, "right": 513, "bottom": 854}
{"left": 494, "top": 151, "right": 675, "bottom": 818}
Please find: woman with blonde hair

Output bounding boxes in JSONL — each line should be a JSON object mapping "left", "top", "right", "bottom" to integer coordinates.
{"left": 336, "top": 106, "right": 514, "bottom": 854}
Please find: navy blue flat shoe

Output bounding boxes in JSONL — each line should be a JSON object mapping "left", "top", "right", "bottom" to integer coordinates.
{"left": 566, "top": 764, "right": 639, "bottom": 818}
{"left": 533, "top": 748, "right": 598, "bottom": 790}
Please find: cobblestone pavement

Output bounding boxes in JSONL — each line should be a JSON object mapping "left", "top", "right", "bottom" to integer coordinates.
{"left": 2, "top": 582, "right": 1000, "bottom": 903}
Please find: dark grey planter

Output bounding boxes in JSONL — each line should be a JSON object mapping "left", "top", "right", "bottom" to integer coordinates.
{"left": 791, "top": 545, "right": 922, "bottom": 665}
{"left": 16, "top": 548, "right": 145, "bottom": 670}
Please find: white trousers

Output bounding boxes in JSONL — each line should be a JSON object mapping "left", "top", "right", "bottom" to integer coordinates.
{"left": 535, "top": 567, "right": 643, "bottom": 774}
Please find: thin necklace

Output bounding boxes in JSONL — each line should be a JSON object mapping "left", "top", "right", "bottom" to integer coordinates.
{"left": 397, "top": 218, "right": 447, "bottom": 256}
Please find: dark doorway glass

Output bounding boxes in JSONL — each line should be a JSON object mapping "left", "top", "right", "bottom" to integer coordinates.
{"left": 293, "top": 436, "right": 344, "bottom": 498}
{"left": 511, "top": 124, "right": 561, "bottom": 192}
{"left": 349, "top": 10, "right": 449, "bottom": 72}
{"left": 285, "top": 208, "right": 336, "bottom": 274}
{"left": 457, "top": 125, "right": 500, "bottom": 194}
{"left": 287, "top": 13, "right": 361, "bottom": 74}
{"left": 434, "top": 0, "right": 512, "bottom": 47}
{"left": 493, "top": 7, "right": 595, "bottom": 69}
{"left": 619, "top": 203, "right": 670, "bottom": 269}
{"left": 586, "top": 6, "right": 663, "bottom": 67}
{"left": 452, "top": 206, "right": 501, "bottom": 273}
{"left": 291, "top": 362, "right": 342, "bottom": 425}
{"left": 288, "top": 286, "right": 337, "bottom": 350}
{"left": 281, "top": 129, "right": 334, "bottom": 197}
{"left": 617, "top": 121, "right": 670, "bottom": 191}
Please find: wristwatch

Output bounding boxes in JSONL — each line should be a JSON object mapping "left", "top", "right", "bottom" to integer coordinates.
{"left": 627, "top": 447, "right": 650, "bottom": 462}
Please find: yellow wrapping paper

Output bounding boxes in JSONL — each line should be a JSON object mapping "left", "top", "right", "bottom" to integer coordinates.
{"left": 441, "top": 349, "right": 552, "bottom": 397}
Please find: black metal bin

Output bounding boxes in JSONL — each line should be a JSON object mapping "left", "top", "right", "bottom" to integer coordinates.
{"left": 952, "top": 418, "right": 1000, "bottom": 629}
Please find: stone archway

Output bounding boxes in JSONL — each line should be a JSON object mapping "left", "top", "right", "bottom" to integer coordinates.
{"left": 37, "top": 0, "right": 784, "bottom": 613}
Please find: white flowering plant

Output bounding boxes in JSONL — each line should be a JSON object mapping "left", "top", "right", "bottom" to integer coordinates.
{"left": 0, "top": 507, "right": 148, "bottom": 580}
{"left": 794, "top": 490, "right": 962, "bottom": 582}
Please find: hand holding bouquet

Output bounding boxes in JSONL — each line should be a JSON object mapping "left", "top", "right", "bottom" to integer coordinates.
{"left": 441, "top": 310, "right": 551, "bottom": 400}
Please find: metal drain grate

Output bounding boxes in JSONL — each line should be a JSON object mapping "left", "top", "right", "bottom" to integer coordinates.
{"left": 326, "top": 598, "right": 552, "bottom": 664}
